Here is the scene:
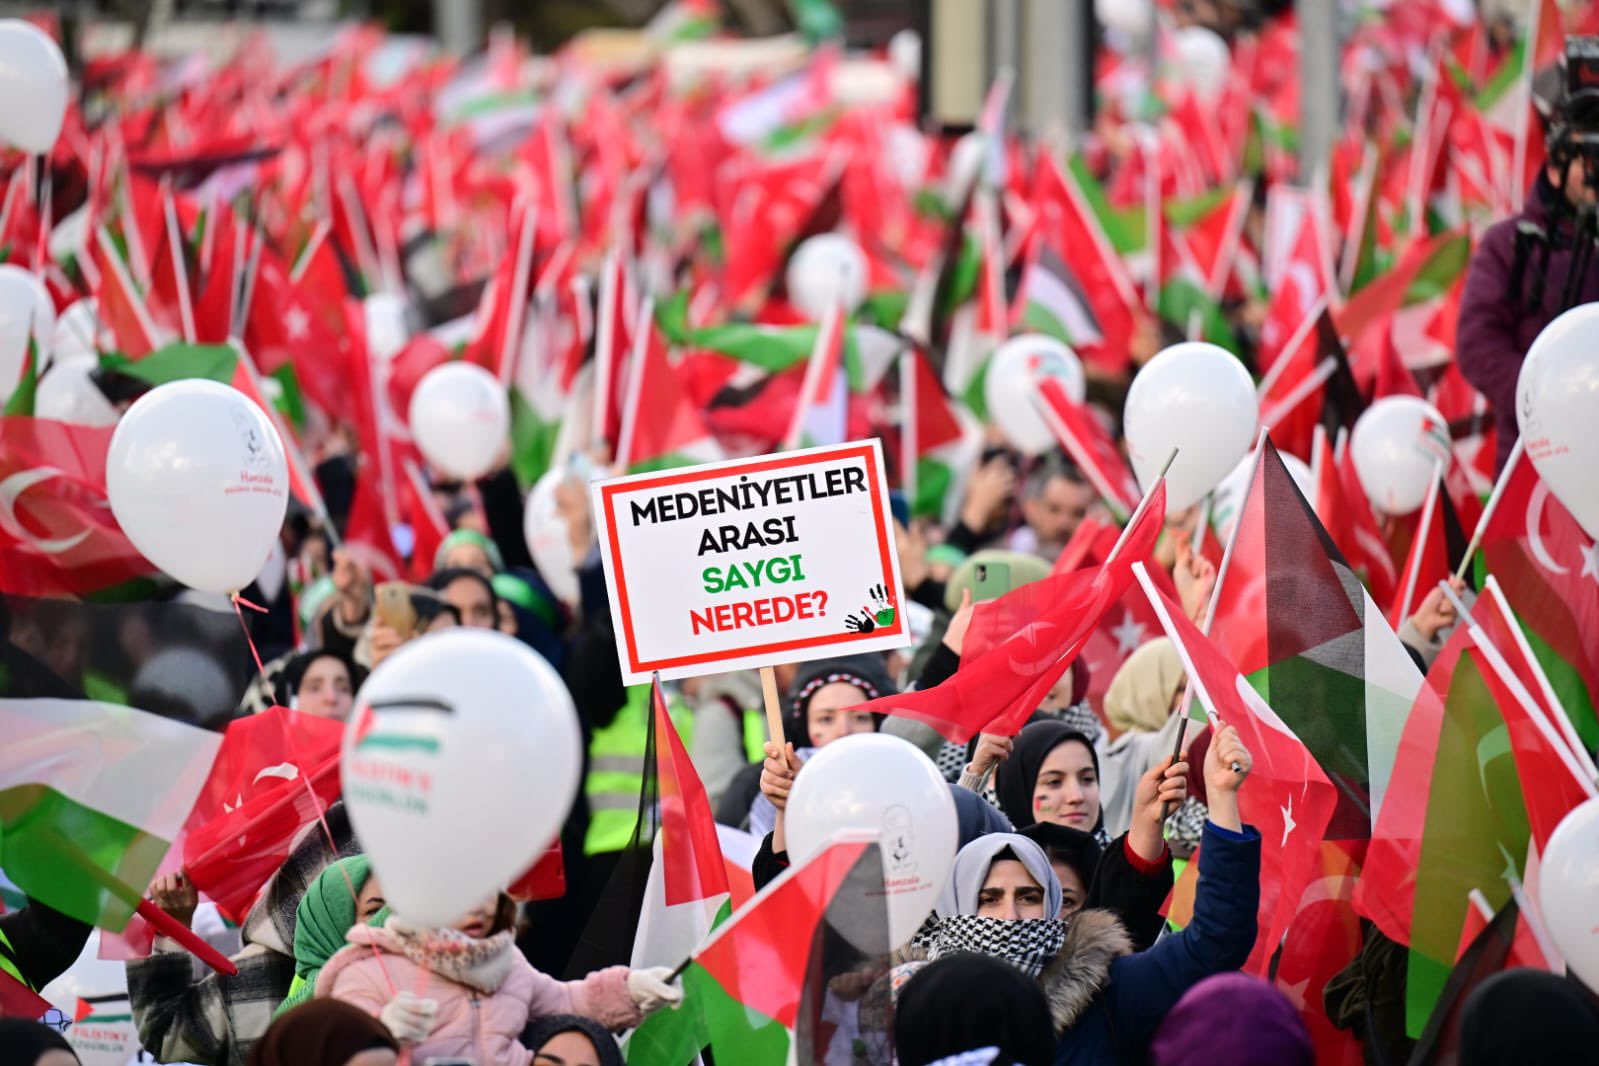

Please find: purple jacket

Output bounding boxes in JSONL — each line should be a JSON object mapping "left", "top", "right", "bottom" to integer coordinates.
{"left": 1457, "top": 174, "right": 1599, "bottom": 473}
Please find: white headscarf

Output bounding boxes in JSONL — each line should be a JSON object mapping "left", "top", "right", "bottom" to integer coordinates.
{"left": 937, "top": 832, "right": 1062, "bottom": 918}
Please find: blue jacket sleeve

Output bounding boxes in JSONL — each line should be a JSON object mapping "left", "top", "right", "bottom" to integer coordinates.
{"left": 1099, "top": 821, "right": 1261, "bottom": 1054}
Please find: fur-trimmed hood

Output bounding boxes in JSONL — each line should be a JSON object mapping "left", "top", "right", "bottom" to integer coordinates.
{"left": 893, "top": 908, "right": 1135, "bottom": 1036}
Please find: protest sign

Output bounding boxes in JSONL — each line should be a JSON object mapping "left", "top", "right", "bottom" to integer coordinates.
{"left": 591, "top": 440, "right": 908, "bottom": 685}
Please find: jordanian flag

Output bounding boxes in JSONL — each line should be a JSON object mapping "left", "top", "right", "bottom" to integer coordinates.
{"left": 1208, "top": 440, "right": 1425, "bottom": 840}
{"left": 0, "top": 595, "right": 249, "bottom": 930}
{"left": 624, "top": 679, "right": 733, "bottom": 1064}
{"left": 615, "top": 315, "right": 723, "bottom": 474}
{"left": 631, "top": 834, "right": 892, "bottom": 1065}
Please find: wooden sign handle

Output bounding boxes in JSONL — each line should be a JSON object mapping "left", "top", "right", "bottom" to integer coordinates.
{"left": 760, "top": 665, "right": 785, "bottom": 757}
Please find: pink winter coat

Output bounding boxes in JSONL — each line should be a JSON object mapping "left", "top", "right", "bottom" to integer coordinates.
{"left": 315, "top": 923, "right": 640, "bottom": 1066}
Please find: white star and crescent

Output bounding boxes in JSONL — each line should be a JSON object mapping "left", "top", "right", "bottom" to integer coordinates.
{"left": 1109, "top": 612, "right": 1147, "bottom": 656}
{"left": 0, "top": 468, "right": 93, "bottom": 555}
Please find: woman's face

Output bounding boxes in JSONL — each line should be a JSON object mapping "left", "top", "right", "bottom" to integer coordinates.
{"left": 1032, "top": 740, "right": 1100, "bottom": 830}
{"left": 1050, "top": 860, "right": 1087, "bottom": 918}
{"left": 356, "top": 875, "right": 386, "bottom": 922}
{"left": 1038, "top": 667, "right": 1075, "bottom": 714}
{"left": 297, "top": 657, "right": 354, "bottom": 720}
{"left": 976, "top": 859, "right": 1047, "bottom": 921}
{"left": 535, "top": 1029, "right": 605, "bottom": 1066}
{"left": 806, "top": 682, "right": 875, "bottom": 747}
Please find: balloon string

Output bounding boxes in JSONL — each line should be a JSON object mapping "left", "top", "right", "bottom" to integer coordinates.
{"left": 226, "top": 594, "right": 400, "bottom": 1002}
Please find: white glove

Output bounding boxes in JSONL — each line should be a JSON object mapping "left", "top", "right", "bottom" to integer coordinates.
{"left": 379, "top": 990, "right": 438, "bottom": 1043}
{"left": 626, "top": 967, "right": 684, "bottom": 1014}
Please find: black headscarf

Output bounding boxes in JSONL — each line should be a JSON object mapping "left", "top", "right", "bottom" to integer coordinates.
{"left": 521, "top": 1013, "right": 626, "bottom": 1066}
{"left": 274, "top": 648, "right": 365, "bottom": 709}
{"left": 952, "top": 784, "right": 1014, "bottom": 847}
{"left": 894, "top": 953, "right": 1056, "bottom": 1066}
{"left": 1018, "top": 821, "right": 1103, "bottom": 893}
{"left": 993, "top": 722, "right": 1100, "bottom": 831}
{"left": 1458, "top": 969, "right": 1599, "bottom": 1066}
{"left": 0, "top": 1019, "right": 76, "bottom": 1066}
{"left": 247, "top": 1000, "right": 396, "bottom": 1066}
{"left": 782, "top": 654, "right": 897, "bottom": 748}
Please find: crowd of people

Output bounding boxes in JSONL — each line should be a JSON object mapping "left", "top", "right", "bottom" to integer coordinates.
{"left": 3, "top": 0, "right": 1599, "bottom": 1064}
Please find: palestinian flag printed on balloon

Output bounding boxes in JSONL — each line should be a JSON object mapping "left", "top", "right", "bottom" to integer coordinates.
{"left": 630, "top": 835, "right": 893, "bottom": 1066}
{"left": 0, "top": 595, "right": 250, "bottom": 930}
{"left": 1207, "top": 439, "right": 1424, "bottom": 840}
{"left": 1477, "top": 448, "right": 1599, "bottom": 752}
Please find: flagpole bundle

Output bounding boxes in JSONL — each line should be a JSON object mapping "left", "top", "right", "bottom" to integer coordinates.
{"left": 1452, "top": 436, "right": 1525, "bottom": 585}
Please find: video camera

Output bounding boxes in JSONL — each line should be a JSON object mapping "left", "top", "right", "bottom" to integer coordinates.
{"left": 1547, "top": 37, "right": 1599, "bottom": 189}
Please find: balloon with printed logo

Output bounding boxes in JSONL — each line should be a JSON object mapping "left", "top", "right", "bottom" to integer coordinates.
{"left": 787, "top": 234, "right": 868, "bottom": 321}
{"left": 341, "top": 628, "right": 583, "bottom": 926}
{"left": 1516, "top": 303, "right": 1599, "bottom": 539}
{"left": 409, "top": 362, "right": 510, "bottom": 482}
{"left": 986, "top": 334, "right": 1087, "bottom": 456}
{"left": 0, "top": 20, "right": 68, "bottom": 153}
{"left": 1350, "top": 396, "right": 1451, "bottom": 516}
{"left": 785, "top": 732, "right": 957, "bottom": 950}
{"left": 107, "top": 379, "right": 290, "bottom": 594}
{"left": 1538, "top": 797, "right": 1599, "bottom": 988}
{"left": 1124, "top": 342, "right": 1258, "bottom": 515}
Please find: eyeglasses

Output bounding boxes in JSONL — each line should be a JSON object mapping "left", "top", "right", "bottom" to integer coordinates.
{"left": 39, "top": 1008, "right": 71, "bottom": 1033}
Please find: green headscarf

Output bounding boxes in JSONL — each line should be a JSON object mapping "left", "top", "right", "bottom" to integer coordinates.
{"left": 274, "top": 855, "right": 376, "bottom": 1016}
{"left": 433, "top": 528, "right": 504, "bottom": 574}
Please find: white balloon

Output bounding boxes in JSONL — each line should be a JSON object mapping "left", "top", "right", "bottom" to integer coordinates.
{"left": 985, "top": 334, "right": 1086, "bottom": 456}
{"left": 409, "top": 362, "right": 510, "bottom": 482}
{"left": 0, "top": 263, "right": 53, "bottom": 402}
{"left": 786, "top": 733, "right": 957, "bottom": 951}
{"left": 1096, "top": 0, "right": 1153, "bottom": 37}
{"left": 0, "top": 20, "right": 68, "bottom": 153}
{"left": 1538, "top": 796, "right": 1599, "bottom": 988}
{"left": 1350, "top": 396, "right": 1451, "bottom": 516}
{"left": 1516, "top": 303, "right": 1599, "bottom": 539}
{"left": 524, "top": 468, "right": 580, "bottom": 606}
{"left": 1209, "top": 447, "right": 1314, "bottom": 544}
{"left": 342, "top": 628, "right": 583, "bottom": 926}
{"left": 1172, "top": 26, "right": 1231, "bottom": 99}
{"left": 786, "top": 234, "right": 868, "bottom": 321}
{"left": 106, "top": 379, "right": 290, "bottom": 594}
{"left": 887, "top": 28, "right": 921, "bottom": 81}
{"left": 1123, "top": 342, "right": 1258, "bottom": 514}
{"left": 35, "top": 356, "right": 117, "bottom": 426}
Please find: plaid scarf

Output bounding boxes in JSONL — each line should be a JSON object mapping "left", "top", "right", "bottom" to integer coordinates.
{"left": 911, "top": 916, "right": 1067, "bottom": 979}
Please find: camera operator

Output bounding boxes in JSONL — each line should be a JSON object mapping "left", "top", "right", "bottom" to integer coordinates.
{"left": 1459, "top": 37, "right": 1599, "bottom": 474}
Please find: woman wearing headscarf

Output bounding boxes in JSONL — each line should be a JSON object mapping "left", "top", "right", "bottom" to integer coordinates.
{"left": 274, "top": 648, "right": 366, "bottom": 721}
{"left": 1098, "top": 638, "right": 1188, "bottom": 838}
{"left": 893, "top": 954, "right": 1056, "bottom": 1066}
{"left": 967, "top": 722, "right": 1181, "bottom": 950}
{"left": 1017, "top": 824, "right": 1102, "bottom": 918}
{"left": 521, "top": 1013, "right": 626, "bottom": 1066}
{"left": 275, "top": 856, "right": 387, "bottom": 1015}
{"left": 1147, "top": 973, "right": 1312, "bottom": 1066}
{"left": 128, "top": 806, "right": 362, "bottom": 1066}
{"left": 248, "top": 1000, "right": 398, "bottom": 1066}
{"left": 897, "top": 725, "right": 1260, "bottom": 1066}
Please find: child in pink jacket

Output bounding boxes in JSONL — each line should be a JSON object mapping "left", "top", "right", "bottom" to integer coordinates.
{"left": 314, "top": 893, "right": 680, "bottom": 1064}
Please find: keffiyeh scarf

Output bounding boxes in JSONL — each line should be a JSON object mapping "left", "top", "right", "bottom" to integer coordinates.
{"left": 910, "top": 916, "right": 1068, "bottom": 979}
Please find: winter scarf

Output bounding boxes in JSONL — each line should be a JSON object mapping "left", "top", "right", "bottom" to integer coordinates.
{"left": 912, "top": 916, "right": 1069, "bottom": 979}
{"left": 276, "top": 855, "right": 373, "bottom": 1016}
{"left": 386, "top": 921, "right": 518, "bottom": 994}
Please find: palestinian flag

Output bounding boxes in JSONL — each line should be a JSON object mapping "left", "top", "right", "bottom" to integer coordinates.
{"left": 1135, "top": 561, "right": 1338, "bottom": 977}
{"left": 655, "top": 292, "right": 869, "bottom": 394}
{"left": 0, "top": 594, "right": 250, "bottom": 930}
{"left": 632, "top": 835, "right": 893, "bottom": 1066}
{"left": 625, "top": 679, "right": 733, "bottom": 1064}
{"left": 1207, "top": 440, "right": 1425, "bottom": 841}
{"left": 509, "top": 287, "right": 582, "bottom": 490}
{"left": 0, "top": 416, "right": 155, "bottom": 599}
{"left": 898, "top": 344, "right": 973, "bottom": 523}
{"left": 91, "top": 225, "right": 162, "bottom": 360}
{"left": 1013, "top": 241, "right": 1104, "bottom": 349}
{"left": 1408, "top": 899, "right": 1548, "bottom": 1065}
{"left": 1477, "top": 449, "right": 1599, "bottom": 752}
{"left": 104, "top": 340, "right": 327, "bottom": 519}
{"left": 1355, "top": 622, "right": 1548, "bottom": 1036}
{"left": 616, "top": 312, "right": 723, "bottom": 474}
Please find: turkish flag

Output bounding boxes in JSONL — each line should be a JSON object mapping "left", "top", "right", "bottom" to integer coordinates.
{"left": 182, "top": 706, "right": 345, "bottom": 923}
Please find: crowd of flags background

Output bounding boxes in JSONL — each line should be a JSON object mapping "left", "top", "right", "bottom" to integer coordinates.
{"left": 0, "top": 1, "right": 1598, "bottom": 1062}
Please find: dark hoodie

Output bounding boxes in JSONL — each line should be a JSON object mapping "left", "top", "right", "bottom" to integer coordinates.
{"left": 1458, "top": 170, "right": 1599, "bottom": 473}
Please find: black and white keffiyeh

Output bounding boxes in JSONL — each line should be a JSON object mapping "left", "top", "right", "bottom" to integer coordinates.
{"left": 910, "top": 916, "right": 1068, "bottom": 979}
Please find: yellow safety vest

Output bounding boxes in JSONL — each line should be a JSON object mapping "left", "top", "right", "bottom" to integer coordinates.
{"left": 583, "top": 684, "right": 696, "bottom": 856}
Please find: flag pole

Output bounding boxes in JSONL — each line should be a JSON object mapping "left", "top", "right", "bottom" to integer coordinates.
{"left": 1103, "top": 447, "right": 1177, "bottom": 565}
{"left": 1452, "top": 436, "right": 1525, "bottom": 584}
